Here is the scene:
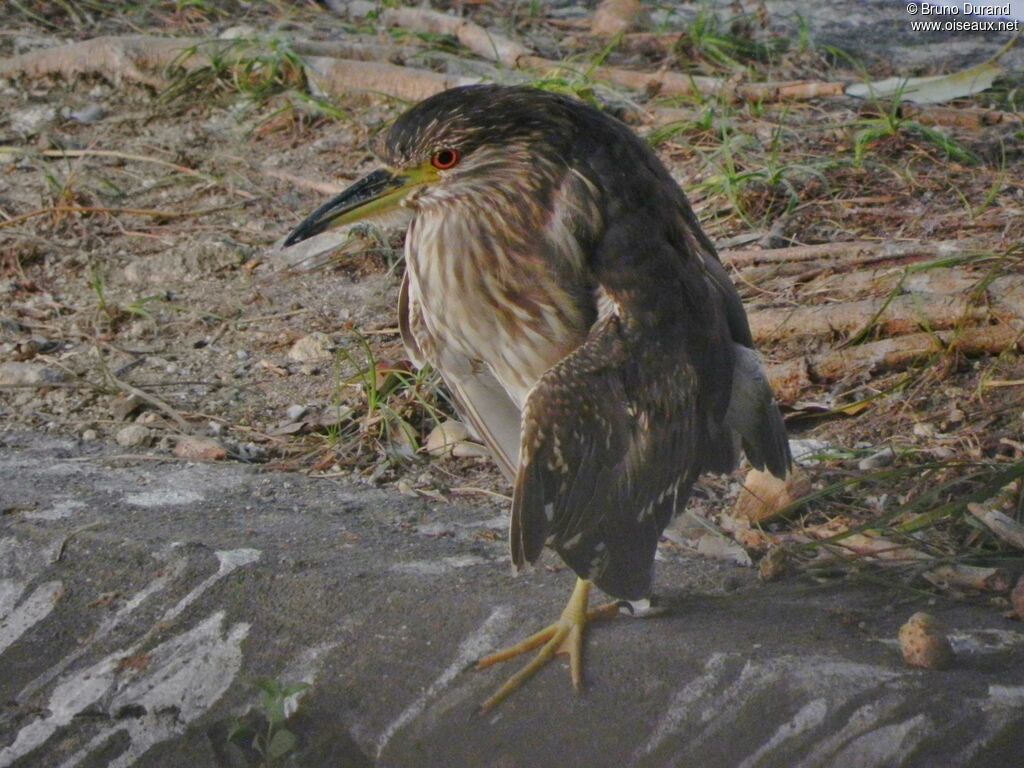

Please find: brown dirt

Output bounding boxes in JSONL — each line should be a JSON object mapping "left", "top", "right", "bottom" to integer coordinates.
{"left": 1, "top": 1, "right": 1022, "bottom": 592}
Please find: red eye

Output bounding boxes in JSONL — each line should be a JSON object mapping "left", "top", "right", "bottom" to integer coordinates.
{"left": 431, "top": 148, "right": 460, "bottom": 170}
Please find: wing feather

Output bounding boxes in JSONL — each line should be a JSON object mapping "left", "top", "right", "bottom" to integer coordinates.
{"left": 511, "top": 315, "right": 702, "bottom": 600}
{"left": 399, "top": 272, "right": 521, "bottom": 481}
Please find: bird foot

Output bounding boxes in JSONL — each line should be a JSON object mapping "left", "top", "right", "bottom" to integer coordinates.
{"left": 475, "top": 579, "right": 618, "bottom": 713}
{"left": 615, "top": 596, "right": 666, "bottom": 618}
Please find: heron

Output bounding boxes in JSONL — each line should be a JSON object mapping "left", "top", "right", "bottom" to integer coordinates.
{"left": 284, "top": 84, "right": 790, "bottom": 712}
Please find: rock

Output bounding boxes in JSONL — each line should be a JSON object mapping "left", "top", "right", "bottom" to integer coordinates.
{"left": 286, "top": 404, "right": 309, "bottom": 421}
{"left": 10, "top": 104, "right": 56, "bottom": 136}
{"left": 287, "top": 333, "right": 333, "bottom": 363}
{"left": 788, "top": 439, "right": 834, "bottom": 465}
{"left": 0, "top": 361, "right": 65, "bottom": 386}
{"left": 315, "top": 406, "right": 353, "bottom": 429}
{"left": 758, "top": 546, "right": 789, "bottom": 582}
{"left": 173, "top": 436, "right": 227, "bottom": 461}
{"left": 115, "top": 425, "right": 151, "bottom": 448}
{"left": 898, "top": 612, "right": 954, "bottom": 670}
{"left": 858, "top": 446, "right": 896, "bottom": 471}
{"left": 81, "top": 429, "right": 98, "bottom": 441}
{"left": 111, "top": 393, "right": 144, "bottom": 421}
{"left": 697, "top": 533, "right": 753, "bottom": 567}
{"left": 220, "top": 24, "right": 258, "bottom": 39}
{"left": 235, "top": 443, "right": 267, "bottom": 462}
{"left": 913, "top": 422, "right": 936, "bottom": 437}
{"left": 122, "top": 254, "right": 187, "bottom": 285}
{"left": 69, "top": 103, "right": 107, "bottom": 124}
{"left": 425, "top": 420, "right": 470, "bottom": 457}
{"left": 730, "top": 467, "right": 811, "bottom": 524}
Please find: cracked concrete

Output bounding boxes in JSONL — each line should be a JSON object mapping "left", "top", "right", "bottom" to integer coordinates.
{"left": 1, "top": 433, "right": 1022, "bottom": 767}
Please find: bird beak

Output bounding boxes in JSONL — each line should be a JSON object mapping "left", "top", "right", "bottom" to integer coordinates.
{"left": 283, "top": 166, "right": 432, "bottom": 247}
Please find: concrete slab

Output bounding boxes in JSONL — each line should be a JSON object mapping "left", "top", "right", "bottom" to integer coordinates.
{"left": 1, "top": 433, "right": 1022, "bottom": 767}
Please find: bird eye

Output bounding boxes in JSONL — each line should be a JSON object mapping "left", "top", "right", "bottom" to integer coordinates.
{"left": 431, "top": 148, "right": 460, "bottom": 170}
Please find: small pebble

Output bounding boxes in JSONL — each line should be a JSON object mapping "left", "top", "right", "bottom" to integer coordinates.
{"left": 286, "top": 404, "right": 308, "bottom": 421}
{"left": 69, "top": 103, "right": 107, "bottom": 124}
{"left": 288, "top": 333, "right": 333, "bottom": 363}
{"left": 10, "top": 104, "right": 56, "bottom": 135}
{"left": 81, "top": 429, "right": 98, "bottom": 441}
{"left": 173, "top": 436, "right": 227, "bottom": 461}
{"left": 426, "top": 420, "right": 469, "bottom": 457}
{"left": 898, "top": 612, "right": 954, "bottom": 670}
{"left": 0, "top": 361, "right": 65, "bottom": 386}
{"left": 115, "top": 425, "right": 151, "bottom": 448}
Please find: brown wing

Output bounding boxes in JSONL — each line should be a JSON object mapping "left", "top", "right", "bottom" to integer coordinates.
{"left": 399, "top": 273, "right": 521, "bottom": 480}
{"left": 510, "top": 314, "right": 703, "bottom": 601}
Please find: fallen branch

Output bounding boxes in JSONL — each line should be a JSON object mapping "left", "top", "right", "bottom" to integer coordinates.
{"left": 303, "top": 55, "right": 476, "bottom": 104}
{"left": 922, "top": 564, "right": 1012, "bottom": 592}
{"left": 0, "top": 35, "right": 203, "bottom": 87}
{"left": 766, "top": 323, "right": 1023, "bottom": 402}
{"left": 338, "top": 1, "right": 848, "bottom": 103}
{"left": 0, "top": 27, "right": 851, "bottom": 116}
{"left": 781, "top": 267, "right": 980, "bottom": 305}
{"left": 746, "top": 293, "right": 987, "bottom": 344}
{"left": 0, "top": 34, "right": 479, "bottom": 105}
{"left": 343, "top": 0, "right": 531, "bottom": 67}
{"left": 903, "top": 103, "right": 1024, "bottom": 129}
{"left": 721, "top": 238, "right": 980, "bottom": 270}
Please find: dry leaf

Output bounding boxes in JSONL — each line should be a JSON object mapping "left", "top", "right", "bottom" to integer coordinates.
{"left": 846, "top": 58, "right": 1003, "bottom": 105}
{"left": 731, "top": 467, "right": 811, "bottom": 524}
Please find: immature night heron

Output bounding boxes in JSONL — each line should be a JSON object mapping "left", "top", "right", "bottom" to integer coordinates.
{"left": 284, "top": 84, "right": 790, "bottom": 711}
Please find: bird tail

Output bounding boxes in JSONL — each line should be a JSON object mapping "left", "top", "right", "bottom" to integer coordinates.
{"left": 722, "top": 344, "right": 791, "bottom": 478}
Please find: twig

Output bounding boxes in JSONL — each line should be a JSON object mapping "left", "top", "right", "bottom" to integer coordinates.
{"left": 96, "top": 351, "right": 191, "bottom": 432}
{"left": 721, "top": 239, "right": 981, "bottom": 270}
{"left": 261, "top": 168, "right": 346, "bottom": 195}
{"left": 0, "top": 147, "right": 209, "bottom": 178}
{"left": 0, "top": 203, "right": 246, "bottom": 230}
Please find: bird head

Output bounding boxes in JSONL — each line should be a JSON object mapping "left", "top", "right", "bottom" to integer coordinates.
{"left": 283, "top": 85, "right": 576, "bottom": 248}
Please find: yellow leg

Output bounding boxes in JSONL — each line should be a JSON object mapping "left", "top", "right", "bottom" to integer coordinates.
{"left": 475, "top": 578, "right": 619, "bottom": 713}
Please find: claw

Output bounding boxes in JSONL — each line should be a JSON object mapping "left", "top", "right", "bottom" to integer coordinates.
{"left": 476, "top": 579, "right": 618, "bottom": 713}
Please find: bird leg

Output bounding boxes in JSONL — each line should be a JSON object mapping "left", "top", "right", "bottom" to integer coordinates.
{"left": 476, "top": 578, "right": 619, "bottom": 712}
